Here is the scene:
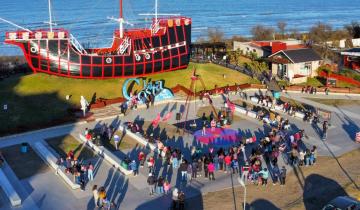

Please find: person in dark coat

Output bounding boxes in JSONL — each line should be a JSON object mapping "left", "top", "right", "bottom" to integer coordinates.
{"left": 280, "top": 166, "right": 287, "bottom": 186}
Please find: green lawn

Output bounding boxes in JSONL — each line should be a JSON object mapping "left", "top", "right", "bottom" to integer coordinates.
{"left": 101, "top": 131, "right": 140, "bottom": 151}
{"left": 335, "top": 80, "right": 358, "bottom": 88}
{"left": 46, "top": 135, "right": 95, "bottom": 160}
{"left": 0, "top": 63, "right": 257, "bottom": 136}
{"left": 297, "top": 77, "right": 325, "bottom": 87}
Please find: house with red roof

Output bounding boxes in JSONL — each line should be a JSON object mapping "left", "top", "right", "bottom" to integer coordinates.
{"left": 233, "top": 39, "right": 305, "bottom": 58}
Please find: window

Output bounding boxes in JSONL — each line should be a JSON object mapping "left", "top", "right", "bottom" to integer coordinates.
{"left": 305, "top": 62, "right": 312, "bottom": 70}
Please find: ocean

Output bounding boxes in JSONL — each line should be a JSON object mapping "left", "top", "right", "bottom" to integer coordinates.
{"left": 1, "top": 0, "right": 360, "bottom": 55}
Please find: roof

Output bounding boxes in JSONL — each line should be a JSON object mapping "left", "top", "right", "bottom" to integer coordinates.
{"left": 270, "top": 48, "right": 322, "bottom": 63}
{"left": 343, "top": 48, "right": 360, "bottom": 53}
{"left": 341, "top": 48, "right": 360, "bottom": 56}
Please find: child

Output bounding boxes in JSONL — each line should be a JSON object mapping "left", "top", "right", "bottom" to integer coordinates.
{"left": 163, "top": 180, "right": 171, "bottom": 194}
{"left": 231, "top": 159, "right": 239, "bottom": 174}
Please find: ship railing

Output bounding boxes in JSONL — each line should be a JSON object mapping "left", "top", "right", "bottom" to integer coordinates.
{"left": 70, "top": 34, "right": 88, "bottom": 55}
{"left": 118, "top": 37, "right": 131, "bottom": 55}
{"left": 151, "top": 19, "right": 160, "bottom": 35}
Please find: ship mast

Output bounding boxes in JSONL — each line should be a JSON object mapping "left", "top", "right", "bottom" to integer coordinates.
{"left": 48, "top": 0, "right": 53, "bottom": 32}
{"left": 155, "top": 0, "right": 158, "bottom": 23}
{"left": 119, "top": 0, "right": 124, "bottom": 38}
{"left": 44, "top": 0, "right": 56, "bottom": 32}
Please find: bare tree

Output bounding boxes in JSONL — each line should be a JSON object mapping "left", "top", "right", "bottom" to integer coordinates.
{"left": 345, "top": 21, "right": 360, "bottom": 39}
{"left": 309, "top": 22, "right": 333, "bottom": 44}
{"left": 207, "top": 28, "right": 224, "bottom": 43}
{"left": 251, "top": 25, "right": 275, "bottom": 41}
{"left": 289, "top": 28, "right": 300, "bottom": 39}
{"left": 277, "top": 21, "right": 287, "bottom": 39}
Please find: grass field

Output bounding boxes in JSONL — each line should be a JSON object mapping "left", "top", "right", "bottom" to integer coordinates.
{"left": 46, "top": 135, "right": 95, "bottom": 160}
{"left": 0, "top": 63, "right": 257, "bottom": 136}
{"left": 101, "top": 131, "right": 140, "bottom": 151}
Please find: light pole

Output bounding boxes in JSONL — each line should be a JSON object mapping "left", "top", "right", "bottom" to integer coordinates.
{"left": 237, "top": 176, "right": 247, "bottom": 210}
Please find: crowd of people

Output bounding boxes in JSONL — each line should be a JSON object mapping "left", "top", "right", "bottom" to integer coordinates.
{"left": 112, "top": 106, "right": 318, "bottom": 209}
{"left": 78, "top": 87, "right": 326, "bottom": 210}
{"left": 56, "top": 150, "right": 95, "bottom": 191}
{"left": 92, "top": 185, "right": 116, "bottom": 210}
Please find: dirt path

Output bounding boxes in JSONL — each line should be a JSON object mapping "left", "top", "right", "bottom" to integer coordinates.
{"left": 186, "top": 148, "right": 360, "bottom": 210}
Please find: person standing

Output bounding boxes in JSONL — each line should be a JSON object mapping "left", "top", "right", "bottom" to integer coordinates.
{"left": 172, "top": 188, "right": 179, "bottom": 210}
{"left": 130, "top": 160, "right": 138, "bottom": 176}
{"left": 147, "top": 173, "right": 156, "bottom": 196}
{"left": 202, "top": 121, "right": 206, "bottom": 136}
{"left": 208, "top": 162, "right": 215, "bottom": 180}
{"left": 138, "top": 151, "right": 146, "bottom": 168}
{"left": 299, "top": 150, "right": 305, "bottom": 166}
{"left": 224, "top": 154, "right": 232, "bottom": 173}
{"left": 322, "top": 121, "right": 329, "bottom": 140}
{"left": 164, "top": 180, "right": 171, "bottom": 194}
{"left": 213, "top": 154, "right": 219, "bottom": 171}
{"left": 231, "top": 159, "right": 239, "bottom": 174}
{"left": 197, "top": 159, "right": 203, "bottom": 178}
{"left": 186, "top": 163, "right": 193, "bottom": 182}
{"left": 310, "top": 146, "right": 317, "bottom": 165}
{"left": 203, "top": 157, "right": 209, "bottom": 178}
{"left": 218, "top": 153, "right": 224, "bottom": 171}
{"left": 259, "top": 168, "right": 269, "bottom": 186}
{"left": 147, "top": 156, "right": 155, "bottom": 173}
{"left": 156, "top": 176, "right": 164, "bottom": 194}
{"left": 87, "top": 162, "right": 94, "bottom": 181}
{"left": 280, "top": 166, "right": 287, "bottom": 186}
{"left": 80, "top": 96, "right": 89, "bottom": 117}
{"left": 241, "top": 162, "right": 250, "bottom": 184}
{"left": 113, "top": 134, "right": 120, "bottom": 150}
{"left": 92, "top": 185, "right": 99, "bottom": 207}
{"left": 179, "top": 160, "right": 188, "bottom": 181}
{"left": 178, "top": 191, "right": 186, "bottom": 210}
{"left": 272, "top": 164, "right": 280, "bottom": 185}
{"left": 192, "top": 160, "right": 198, "bottom": 179}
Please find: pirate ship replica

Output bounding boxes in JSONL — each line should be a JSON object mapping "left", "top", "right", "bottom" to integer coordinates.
{"left": 2, "top": 0, "right": 191, "bottom": 78}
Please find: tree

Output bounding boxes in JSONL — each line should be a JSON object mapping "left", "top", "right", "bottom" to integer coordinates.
{"left": 289, "top": 28, "right": 301, "bottom": 40}
{"left": 309, "top": 22, "right": 333, "bottom": 59}
{"left": 309, "top": 22, "right": 333, "bottom": 44}
{"left": 245, "top": 60, "right": 269, "bottom": 78}
{"left": 251, "top": 25, "right": 275, "bottom": 41}
{"left": 345, "top": 21, "right": 360, "bottom": 39}
{"left": 207, "top": 28, "right": 224, "bottom": 43}
{"left": 277, "top": 21, "right": 287, "bottom": 39}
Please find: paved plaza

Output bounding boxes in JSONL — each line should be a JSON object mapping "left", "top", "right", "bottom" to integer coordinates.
{"left": 0, "top": 90, "right": 359, "bottom": 210}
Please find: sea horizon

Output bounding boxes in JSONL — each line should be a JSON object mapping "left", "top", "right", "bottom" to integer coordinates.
{"left": 1, "top": 0, "right": 360, "bottom": 55}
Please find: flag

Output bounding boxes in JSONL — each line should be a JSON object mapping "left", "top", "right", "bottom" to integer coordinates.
{"left": 152, "top": 113, "right": 161, "bottom": 127}
{"left": 162, "top": 112, "right": 172, "bottom": 122}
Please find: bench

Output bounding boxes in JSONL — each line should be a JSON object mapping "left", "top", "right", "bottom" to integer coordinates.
{"left": 33, "top": 141, "right": 80, "bottom": 190}
{"left": 78, "top": 134, "right": 132, "bottom": 176}
{"left": 0, "top": 167, "right": 21, "bottom": 206}
{"left": 235, "top": 106, "right": 247, "bottom": 115}
{"left": 247, "top": 110, "right": 257, "bottom": 119}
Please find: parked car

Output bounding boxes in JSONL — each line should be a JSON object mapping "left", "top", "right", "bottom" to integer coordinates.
{"left": 322, "top": 196, "right": 360, "bottom": 210}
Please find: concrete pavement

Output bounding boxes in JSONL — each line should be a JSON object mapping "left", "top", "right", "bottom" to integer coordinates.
{"left": 0, "top": 90, "right": 359, "bottom": 210}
